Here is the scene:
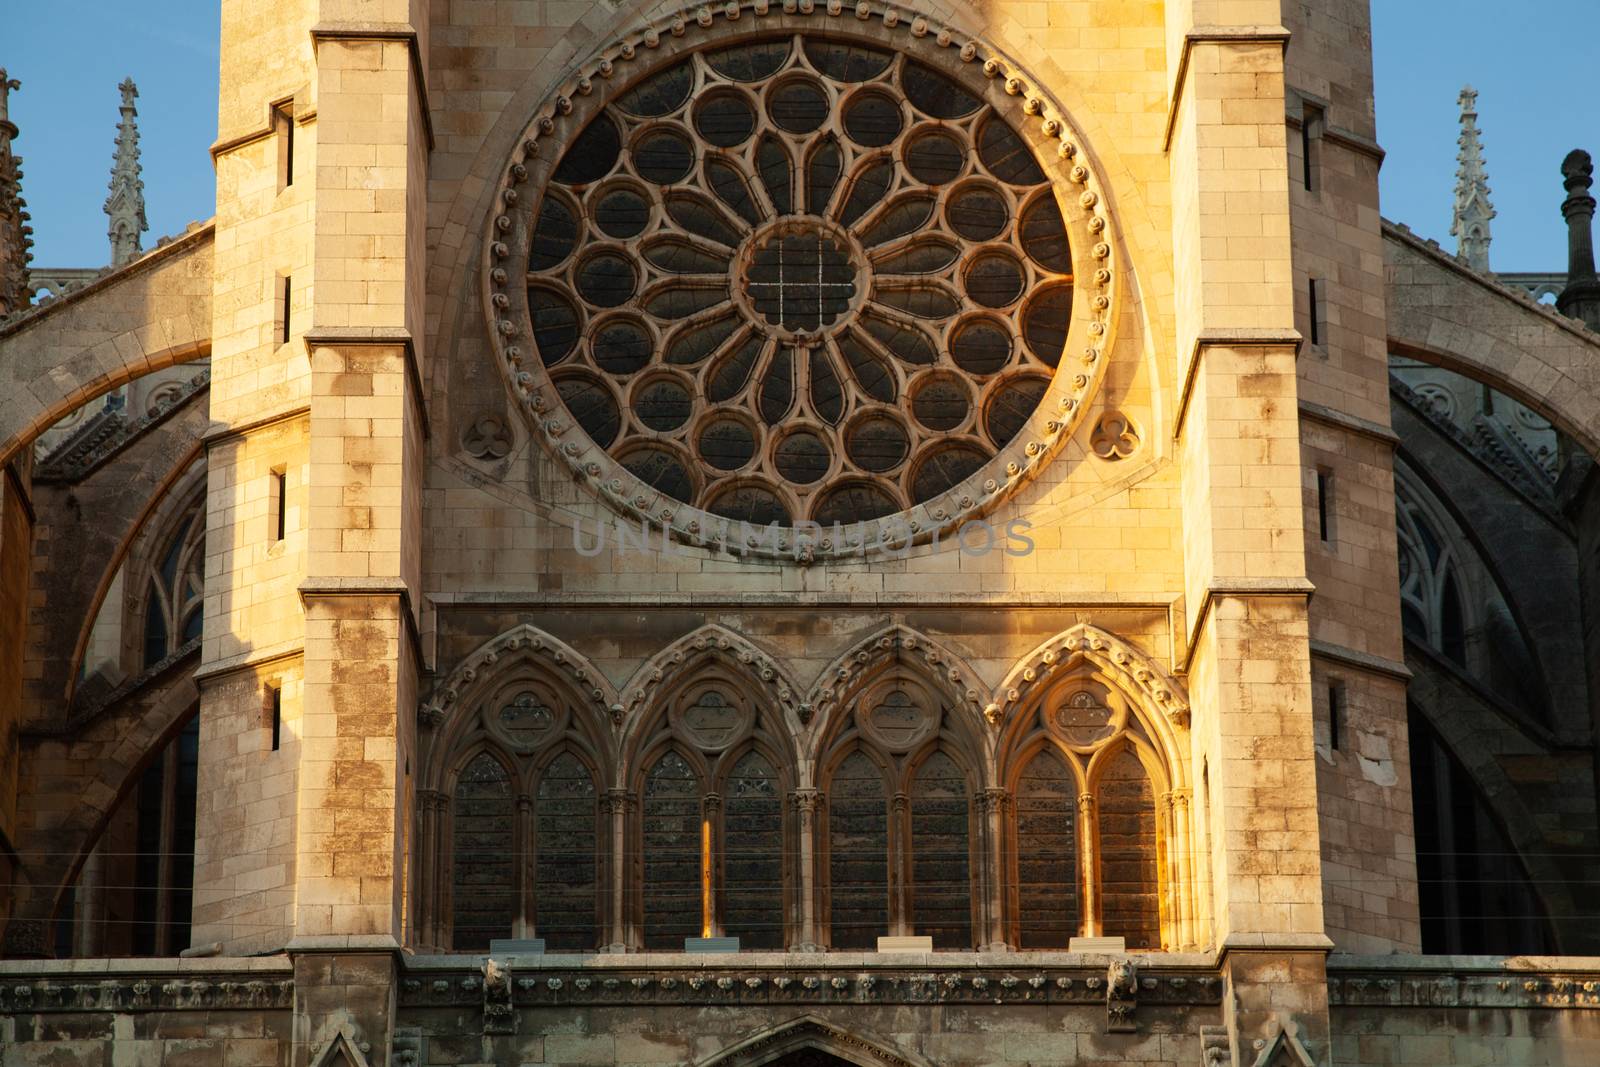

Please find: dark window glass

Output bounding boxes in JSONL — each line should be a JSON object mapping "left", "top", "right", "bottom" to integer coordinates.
{"left": 769, "top": 77, "right": 830, "bottom": 134}
{"left": 806, "top": 136, "right": 843, "bottom": 215}
{"left": 902, "top": 61, "right": 981, "bottom": 119}
{"left": 836, "top": 335, "right": 896, "bottom": 403}
{"left": 828, "top": 752, "right": 889, "bottom": 949}
{"left": 556, "top": 374, "right": 622, "bottom": 448}
{"left": 707, "top": 157, "right": 763, "bottom": 226}
{"left": 665, "top": 191, "right": 743, "bottom": 248}
{"left": 905, "top": 128, "right": 965, "bottom": 185}
{"left": 452, "top": 754, "right": 515, "bottom": 951}
{"left": 594, "top": 186, "right": 651, "bottom": 239}
{"left": 620, "top": 447, "right": 695, "bottom": 503}
{"left": 576, "top": 251, "right": 638, "bottom": 308}
{"left": 554, "top": 114, "right": 622, "bottom": 185}
{"left": 644, "top": 237, "right": 728, "bottom": 275}
{"left": 665, "top": 314, "right": 739, "bottom": 366}
{"left": 744, "top": 231, "right": 856, "bottom": 332}
{"left": 643, "top": 284, "right": 729, "bottom": 320}
{"left": 950, "top": 316, "right": 1012, "bottom": 375}
{"left": 985, "top": 374, "right": 1048, "bottom": 447}
{"left": 813, "top": 482, "right": 899, "bottom": 525}
{"left": 910, "top": 751, "right": 971, "bottom": 949}
{"left": 707, "top": 39, "right": 792, "bottom": 82}
{"left": 978, "top": 115, "right": 1046, "bottom": 185}
{"left": 1017, "top": 750, "right": 1079, "bottom": 949}
{"left": 756, "top": 135, "right": 793, "bottom": 215}
{"left": 947, "top": 183, "right": 1009, "bottom": 241}
{"left": 530, "top": 287, "right": 581, "bottom": 365}
{"left": 530, "top": 195, "right": 578, "bottom": 270}
{"left": 722, "top": 751, "right": 785, "bottom": 949}
{"left": 775, "top": 431, "right": 831, "bottom": 484}
{"left": 858, "top": 193, "right": 936, "bottom": 249}
{"left": 709, "top": 335, "right": 769, "bottom": 404}
{"left": 873, "top": 236, "right": 960, "bottom": 275}
{"left": 843, "top": 90, "right": 903, "bottom": 147}
{"left": 1021, "top": 284, "right": 1073, "bottom": 366}
{"left": 965, "top": 250, "right": 1025, "bottom": 308}
{"left": 845, "top": 414, "right": 910, "bottom": 473}
{"left": 808, "top": 348, "right": 845, "bottom": 424}
{"left": 861, "top": 309, "right": 938, "bottom": 363}
{"left": 754, "top": 343, "right": 794, "bottom": 422}
{"left": 616, "top": 61, "right": 693, "bottom": 117}
{"left": 694, "top": 89, "right": 757, "bottom": 147}
{"left": 633, "top": 128, "right": 694, "bottom": 184}
{"left": 839, "top": 159, "right": 895, "bottom": 227}
{"left": 699, "top": 417, "right": 757, "bottom": 470}
{"left": 1019, "top": 195, "right": 1072, "bottom": 272}
{"left": 635, "top": 377, "right": 693, "bottom": 431}
{"left": 707, "top": 484, "right": 789, "bottom": 526}
{"left": 1098, "top": 747, "right": 1160, "bottom": 950}
{"left": 803, "top": 39, "right": 892, "bottom": 82}
{"left": 591, "top": 315, "right": 653, "bottom": 375}
{"left": 642, "top": 752, "right": 702, "bottom": 949}
{"left": 911, "top": 443, "right": 990, "bottom": 503}
{"left": 911, "top": 375, "right": 970, "bottom": 431}
{"left": 536, "top": 753, "right": 598, "bottom": 951}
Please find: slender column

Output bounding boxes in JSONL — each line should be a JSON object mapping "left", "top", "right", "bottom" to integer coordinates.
{"left": 603, "top": 789, "right": 633, "bottom": 951}
{"left": 1558, "top": 150, "right": 1600, "bottom": 330}
{"left": 1170, "top": 789, "right": 1195, "bottom": 951}
{"left": 977, "top": 788, "right": 1011, "bottom": 950}
{"left": 1077, "top": 792, "right": 1098, "bottom": 938}
{"left": 701, "top": 792, "right": 721, "bottom": 938}
{"left": 415, "top": 789, "right": 444, "bottom": 950}
{"left": 788, "top": 788, "right": 821, "bottom": 951}
{"left": 516, "top": 793, "right": 535, "bottom": 940}
{"left": 891, "top": 792, "right": 911, "bottom": 936}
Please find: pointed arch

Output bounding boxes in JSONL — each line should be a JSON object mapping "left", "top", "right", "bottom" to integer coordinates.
{"left": 696, "top": 1015, "right": 932, "bottom": 1067}
{"left": 993, "top": 624, "right": 1189, "bottom": 790}
{"left": 617, "top": 624, "right": 804, "bottom": 779}
{"left": 421, "top": 623, "right": 619, "bottom": 792}
{"left": 804, "top": 623, "right": 990, "bottom": 777}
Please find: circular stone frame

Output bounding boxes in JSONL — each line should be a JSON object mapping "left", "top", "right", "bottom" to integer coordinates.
{"left": 483, "top": 4, "right": 1118, "bottom": 562}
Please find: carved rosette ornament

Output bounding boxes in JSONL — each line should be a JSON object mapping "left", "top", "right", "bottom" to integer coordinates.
{"left": 484, "top": 7, "right": 1116, "bottom": 560}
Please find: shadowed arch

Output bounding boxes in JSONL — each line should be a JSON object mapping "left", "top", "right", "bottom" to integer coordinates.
{"left": 0, "top": 224, "right": 212, "bottom": 466}
{"left": 2, "top": 644, "right": 199, "bottom": 954}
{"left": 420, "top": 623, "right": 620, "bottom": 792}
{"left": 992, "top": 623, "right": 1190, "bottom": 790}
{"left": 696, "top": 1015, "right": 932, "bottom": 1067}
{"left": 1385, "top": 222, "right": 1600, "bottom": 459}
{"left": 803, "top": 623, "right": 990, "bottom": 781}
{"left": 617, "top": 624, "right": 804, "bottom": 783}
{"left": 26, "top": 392, "right": 208, "bottom": 715}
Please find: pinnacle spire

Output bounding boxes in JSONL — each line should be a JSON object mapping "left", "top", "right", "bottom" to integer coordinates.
{"left": 0, "top": 69, "right": 35, "bottom": 316}
{"left": 105, "top": 76, "right": 147, "bottom": 269}
{"left": 1451, "top": 85, "right": 1496, "bottom": 272}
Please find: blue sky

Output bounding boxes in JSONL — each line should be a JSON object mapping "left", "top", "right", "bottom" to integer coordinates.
{"left": 7, "top": 1, "right": 1590, "bottom": 272}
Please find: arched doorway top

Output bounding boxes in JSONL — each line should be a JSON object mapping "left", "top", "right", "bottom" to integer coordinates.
{"left": 696, "top": 1015, "right": 932, "bottom": 1067}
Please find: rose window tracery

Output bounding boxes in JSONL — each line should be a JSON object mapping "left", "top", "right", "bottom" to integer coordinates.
{"left": 492, "top": 19, "right": 1113, "bottom": 554}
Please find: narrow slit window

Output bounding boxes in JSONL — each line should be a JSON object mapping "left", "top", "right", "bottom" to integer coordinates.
{"left": 269, "top": 467, "right": 287, "bottom": 543}
{"left": 279, "top": 274, "right": 292, "bottom": 346}
{"left": 267, "top": 685, "right": 282, "bottom": 752}
{"left": 1328, "top": 681, "right": 1344, "bottom": 751}
{"left": 1301, "top": 103, "right": 1324, "bottom": 192}
{"left": 1316, "top": 468, "right": 1334, "bottom": 543}
{"left": 274, "top": 102, "right": 295, "bottom": 190}
{"left": 1307, "top": 277, "right": 1322, "bottom": 347}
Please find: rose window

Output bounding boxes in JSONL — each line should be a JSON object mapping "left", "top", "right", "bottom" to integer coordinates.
{"left": 496, "top": 24, "right": 1111, "bottom": 550}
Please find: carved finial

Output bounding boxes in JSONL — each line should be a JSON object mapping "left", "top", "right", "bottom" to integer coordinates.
{"left": 1450, "top": 85, "right": 1495, "bottom": 272}
{"left": 105, "top": 76, "right": 148, "bottom": 268}
{"left": 1557, "top": 149, "right": 1600, "bottom": 330}
{"left": 0, "top": 68, "right": 34, "bottom": 316}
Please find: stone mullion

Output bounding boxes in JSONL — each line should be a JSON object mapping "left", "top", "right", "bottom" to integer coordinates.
{"left": 702, "top": 791, "right": 721, "bottom": 939}
{"left": 976, "top": 788, "right": 1010, "bottom": 951}
{"left": 1170, "top": 788, "right": 1195, "bottom": 951}
{"left": 603, "top": 788, "right": 633, "bottom": 951}
{"left": 890, "top": 791, "right": 910, "bottom": 938}
{"left": 414, "top": 790, "right": 443, "bottom": 950}
{"left": 789, "top": 788, "right": 821, "bottom": 951}
{"left": 517, "top": 792, "right": 535, "bottom": 941}
{"left": 1077, "top": 792, "right": 1098, "bottom": 938}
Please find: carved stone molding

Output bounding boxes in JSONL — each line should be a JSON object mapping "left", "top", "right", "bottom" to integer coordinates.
{"left": 808, "top": 624, "right": 986, "bottom": 731}
{"left": 992, "top": 623, "right": 1190, "bottom": 731}
{"left": 0, "top": 975, "right": 294, "bottom": 1013}
{"left": 1329, "top": 968, "right": 1600, "bottom": 1010}
{"left": 421, "top": 623, "right": 618, "bottom": 730}
{"left": 1106, "top": 956, "right": 1138, "bottom": 1032}
{"left": 393, "top": 965, "right": 1222, "bottom": 1009}
{"left": 620, "top": 623, "right": 801, "bottom": 728}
